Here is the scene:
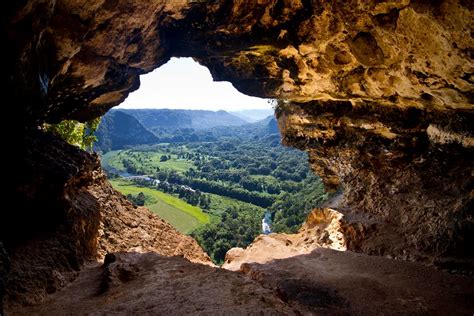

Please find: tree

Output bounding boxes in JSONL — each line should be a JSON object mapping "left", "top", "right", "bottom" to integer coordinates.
{"left": 126, "top": 192, "right": 146, "bottom": 206}
{"left": 83, "top": 117, "right": 101, "bottom": 150}
{"left": 191, "top": 207, "right": 263, "bottom": 264}
{"left": 44, "top": 117, "right": 101, "bottom": 151}
{"left": 136, "top": 192, "right": 146, "bottom": 206}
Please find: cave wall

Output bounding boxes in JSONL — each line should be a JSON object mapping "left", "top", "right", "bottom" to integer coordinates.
{"left": 2, "top": 0, "right": 473, "bottom": 309}
{"left": 2, "top": 131, "right": 212, "bottom": 308}
{"left": 278, "top": 100, "right": 473, "bottom": 266}
{"left": 6, "top": 0, "right": 472, "bottom": 125}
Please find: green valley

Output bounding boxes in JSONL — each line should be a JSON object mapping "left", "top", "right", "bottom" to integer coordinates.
{"left": 103, "top": 148, "right": 194, "bottom": 174}
{"left": 98, "top": 109, "right": 329, "bottom": 263}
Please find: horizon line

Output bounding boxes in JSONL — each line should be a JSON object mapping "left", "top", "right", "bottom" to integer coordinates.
{"left": 114, "top": 107, "right": 274, "bottom": 112}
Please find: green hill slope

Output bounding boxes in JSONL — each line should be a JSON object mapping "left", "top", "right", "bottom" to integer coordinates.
{"left": 94, "top": 110, "right": 158, "bottom": 152}
{"left": 123, "top": 109, "right": 249, "bottom": 130}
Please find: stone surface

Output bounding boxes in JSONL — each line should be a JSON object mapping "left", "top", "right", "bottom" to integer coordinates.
{"left": 6, "top": 1, "right": 471, "bottom": 265}
{"left": 2, "top": 131, "right": 211, "bottom": 309}
{"left": 223, "top": 208, "right": 346, "bottom": 271}
{"left": 10, "top": 252, "right": 294, "bottom": 315}
{"left": 0, "top": 242, "right": 9, "bottom": 315}
{"left": 278, "top": 100, "right": 473, "bottom": 267}
{"left": 239, "top": 248, "right": 474, "bottom": 315}
{"left": 6, "top": 1, "right": 473, "bottom": 123}
{"left": 9, "top": 250, "right": 474, "bottom": 315}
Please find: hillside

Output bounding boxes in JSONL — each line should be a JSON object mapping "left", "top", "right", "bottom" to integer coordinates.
{"left": 122, "top": 109, "right": 249, "bottom": 130}
{"left": 230, "top": 109, "right": 273, "bottom": 122}
{"left": 195, "top": 116, "right": 281, "bottom": 144}
{"left": 96, "top": 109, "right": 279, "bottom": 147}
{"left": 94, "top": 110, "right": 158, "bottom": 152}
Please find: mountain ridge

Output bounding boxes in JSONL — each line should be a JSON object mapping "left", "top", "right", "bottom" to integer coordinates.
{"left": 121, "top": 108, "right": 249, "bottom": 130}
{"left": 95, "top": 109, "right": 278, "bottom": 152}
{"left": 94, "top": 110, "right": 159, "bottom": 152}
{"left": 230, "top": 109, "right": 273, "bottom": 122}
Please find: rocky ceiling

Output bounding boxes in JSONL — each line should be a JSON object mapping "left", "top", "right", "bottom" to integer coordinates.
{"left": 8, "top": 1, "right": 473, "bottom": 122}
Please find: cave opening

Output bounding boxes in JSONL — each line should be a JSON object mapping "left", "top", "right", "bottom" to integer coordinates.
{"left": 3, "top": 1, "right": 473, "bottom": 313}
{"left": 98, "top": 57, "right": 329, "bottom": 264}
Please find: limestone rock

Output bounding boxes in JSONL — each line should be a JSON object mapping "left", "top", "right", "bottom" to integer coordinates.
{"left": 223, "top": 208, "right": 346, "bottom": 271}
{"left": 278, "top": 99, "right": 473, "bottom": 266}
{"left": 11, "top": 252, "right": 294, "bottom": 315}
{"left": 3, "top": 0, "right": 473, "bottom": 312}
{"left": 5, "top": 1, "right": 471, "bottom": 265}
{"left": 238, "top": 248, "right": 474, "bottom": 315}
{"left": 3, "top": 131, "right": 211, "bottom": 309}
{"left": 6, "top": 1, "right": 472, "bottom": 122}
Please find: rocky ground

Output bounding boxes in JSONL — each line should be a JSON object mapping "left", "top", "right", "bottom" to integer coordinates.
{"left": 10, "top": 253, "right": 294, "bottom": 315}
{"left": 239, "top": 248, "right": 474, "bottom": 315}
{"left": 9, "top": 249, "right": 473, "bottom": 315}
{"left": 8, "top": 209, "right": 474, "bottom": 315}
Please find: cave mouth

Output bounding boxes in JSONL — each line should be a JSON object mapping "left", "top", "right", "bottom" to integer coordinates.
{"left": 98, "top": 57, "right": 330, "bottom": 264}
{"left": 3, "top": 0, "right": 473, "bottom": 312}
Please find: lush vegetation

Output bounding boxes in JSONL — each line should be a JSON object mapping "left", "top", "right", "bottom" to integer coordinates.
{"left": 271, "top": 174, "right": 327, "bottom": 233}
{"left": 100, "top": 111, "right": 329, "bottom": 264}
{"left": 45, "top": 117, "right": 101, "bottom": 150}
{"left": 191, "top": 207, "right": 263, "bottom": 263}
{"left": 126, "top": 192, "right": 147, "bottom": 206}
{"left": 105, "top": 149, "right": 194, "bottom": 174}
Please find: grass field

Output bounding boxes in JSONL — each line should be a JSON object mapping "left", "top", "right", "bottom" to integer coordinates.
{"left": 207, "top": 193, "right": 264, "bottom": 215}
{"left": 105, "top": 150, "right": 194, "bottom": 174}
{"left": 101, "top": 150, "right": 121, "bottom": 170}
{"left": 110, "top": 179, "right": 210, "bottom": 233}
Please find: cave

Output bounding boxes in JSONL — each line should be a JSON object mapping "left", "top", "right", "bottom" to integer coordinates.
{"left": 2, "top": 0, "right": 473, "bottom": 314}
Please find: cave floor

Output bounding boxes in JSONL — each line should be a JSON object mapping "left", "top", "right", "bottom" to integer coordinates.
{"left": 9, "top": 249, "right": 474, "bottom": 315}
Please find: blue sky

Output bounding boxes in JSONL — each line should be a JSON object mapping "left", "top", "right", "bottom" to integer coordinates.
{"left": 118, "top": 57, "right": 270, "bottom": 111}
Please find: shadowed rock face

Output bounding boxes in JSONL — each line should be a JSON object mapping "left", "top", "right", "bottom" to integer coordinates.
{"left": 3, "top": 131, "right": 212, "bottom": 308}
{"left": 2, "top": 0, "right": 473, "bottom": 311}
{"left": 237, "top": 248, "right": 474, "bottom": 315}
{"left": 278, "top": 100, "right": 473, "bottom": 266}
{"left": 7, "top": 1, "right": 473, "bottom": 123}
{"left": 10, "top": 252, "right": 296, "bottom": 315}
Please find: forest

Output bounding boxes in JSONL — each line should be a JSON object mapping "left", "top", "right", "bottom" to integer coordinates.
{"left": 99, "top": 111, "right": 329, "bottom": 263}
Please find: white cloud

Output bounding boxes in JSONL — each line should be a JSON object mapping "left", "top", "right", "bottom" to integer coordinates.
{"left": 118, "top": 57, "right": 271, "bottom": 111}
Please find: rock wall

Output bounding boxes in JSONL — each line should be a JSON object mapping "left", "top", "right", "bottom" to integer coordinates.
{"left": 278, "top": 100, "right": 473, "bottom": 267}
{"left": 222, "top": 208, "right": 474, "bottom": 314}
{"left": 7, "top": 1, "right": 472, "bottom": 124}
{"left": 223, "top": 208, "right": 347, "bottom": 271}
{"left": 2, "top": 0, "right": 473, "bottom": 310}
{"left": 2, "top": 132, "right": 211, "bottom": 309}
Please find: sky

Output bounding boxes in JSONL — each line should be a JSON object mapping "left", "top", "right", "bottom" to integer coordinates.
{"left": 118, "top": 57, "right": 271, "bottom": 111}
